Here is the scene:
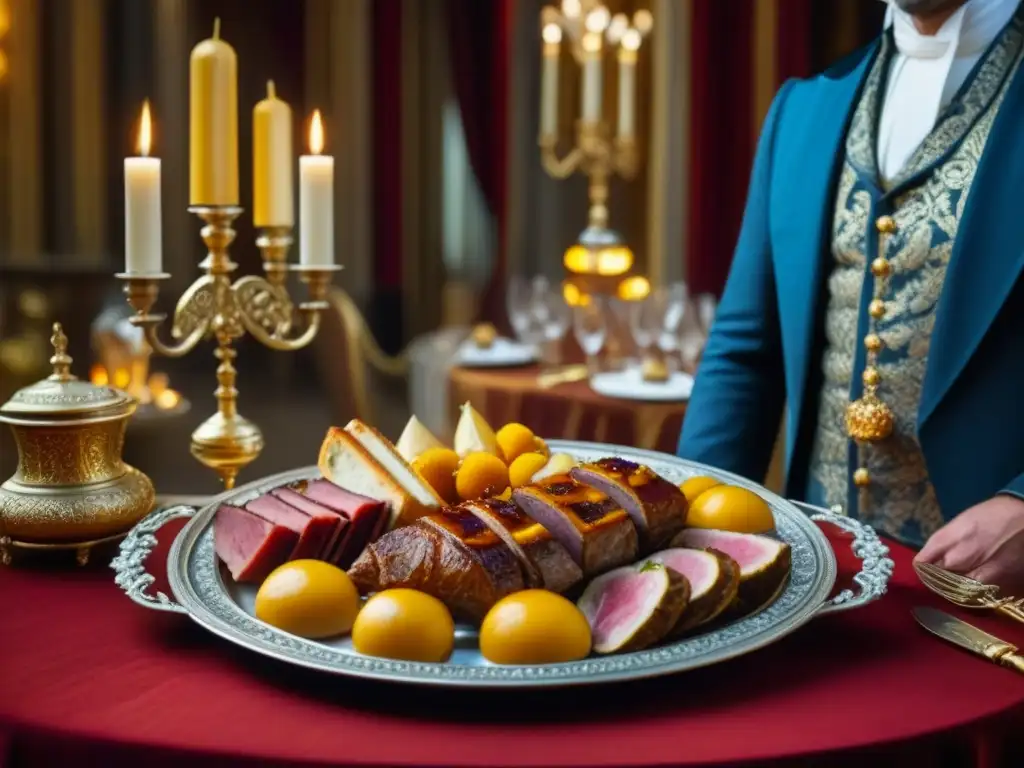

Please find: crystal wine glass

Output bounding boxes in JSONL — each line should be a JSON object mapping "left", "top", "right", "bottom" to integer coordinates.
{"left": 506, "top": 275, "right": 543, "bottom": 348}
{"left": 572, "top": 296, "right": 607, "bottom": 373}
{"left": 538, "top": 283, "right": 571, "bottom": 368}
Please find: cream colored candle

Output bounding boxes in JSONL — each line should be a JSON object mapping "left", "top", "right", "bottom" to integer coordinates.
{"left": 580, "top": 33, "right": 603, "bottom": 123}
{"left": 617, "top": 30, "right": 641, "bottom": 139}
{"left": 253, "top": 80, "right": 294, "bottom": 227}
{"left": 299, "top": 111, "right": 334, "bottom": 266}
{"left": 540, "top": 24, "right": 561, "bottom": 138}
{"left": 189, "top": 18, "right": 238, "bottom": 205}
{"left": 124, "top": 100, "right": 162, "bottom": 274}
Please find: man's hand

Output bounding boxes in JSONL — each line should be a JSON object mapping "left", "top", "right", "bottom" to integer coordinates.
{"left": 915, "top": 495, "right": 1024, "bottom": 592}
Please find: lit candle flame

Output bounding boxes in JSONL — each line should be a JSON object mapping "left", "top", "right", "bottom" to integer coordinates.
{"left": 309, "top": 110, "right": 325, "bottom": 155}
{"left": 542, "top": 23, "right": 562, "bottom": 45}
{"left": 622, "top": 29, "right": 642, "bottom": 52}
{"left": 137, "top": 100, "right": 153, "bottom": 157}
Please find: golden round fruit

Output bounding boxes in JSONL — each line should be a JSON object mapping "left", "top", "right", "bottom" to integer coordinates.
{"left": 496, "top": 423, "right": 537, "bottom": 465}
{"left": 687, "top": 485, "right": 775, "bottom": 534}
{"left": 254, "top": 560, "right": 360, "bottom": 639}
{"left": 456, "top": 452, "right": 511, "bottom": 500}
{"left": 509, "top": 452, "right": 549, "bottom": 488}
{"left": 680, "top": 475, "right": 722, "bottom": 506}
{"left": 412, "top": 447, "right": 460, "bottom": 503}
{"left": 351, "top": 589, "right": 455, "bottom": 662}
{"left": 480, "top": 589, "right": 592, "bottom": 665}
{"left": 533, "top": 436, "right": 550, "bottom": 457}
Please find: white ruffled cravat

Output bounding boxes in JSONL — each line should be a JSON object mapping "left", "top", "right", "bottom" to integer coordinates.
{"left": 876, "top": 0, "right": 1019, "bottom": 182}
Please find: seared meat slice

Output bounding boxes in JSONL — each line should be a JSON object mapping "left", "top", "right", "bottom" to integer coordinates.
{"left": 570, "top": 458, "right": 688, "bottom": 551}
{"left": 512, "top": 475, "right": 638, "bottom": 578}
{"left": 347, "top": 508, "right": 525, "bottom": 621}
{"left": 213, "top": 504, "right": 297, "bottom": 583}
{"left": 463, "top": 498, "right": 583, "bottom": 594}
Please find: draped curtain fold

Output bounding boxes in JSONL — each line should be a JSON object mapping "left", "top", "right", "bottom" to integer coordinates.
{"left": 685, "top": 1, "right": 754, "bottom": 297}
{"left": 684, "top": 0, "right": 885, "bottom": 298}
{"left": 444, "top": 0, "right": 512, "bottom": 326}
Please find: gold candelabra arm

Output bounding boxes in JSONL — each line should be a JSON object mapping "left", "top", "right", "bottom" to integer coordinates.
{"left": 540, "top": 137, "right": 585, "bottom": 179}
{"left": 117, "top": 273, "right": 211, "bottom": 358}
{"left": 232, "top": 272, "right": 329, "bottom": 352}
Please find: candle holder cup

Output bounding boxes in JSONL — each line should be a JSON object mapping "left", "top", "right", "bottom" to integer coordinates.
{"left": 117, "top": 205, "right": 339, "bottom": 489}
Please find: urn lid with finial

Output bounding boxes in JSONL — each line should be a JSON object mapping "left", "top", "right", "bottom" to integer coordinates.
{"left": 0, "top": 322, "right": 137, "bottom": 422}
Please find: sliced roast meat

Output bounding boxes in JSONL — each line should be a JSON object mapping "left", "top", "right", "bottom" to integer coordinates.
{"left": 570, "top": 458, "right": 688, "bottom": 551}
{"left": 245, "top": 494, "right": 333, "bottom": 560}
{"left": 512, "top": 475, "right": 638, "bottom": 577}
{"left": 577, "top": 561, "right": 690, "bottom": 654}
{"left": 463, "top": 498, "right": 583, "bottom": 594}
{"left": 301, "top": 479, "right": 387, "bottom": 568}
{"left": 647, "top": 547, "right": 740, "bottom": 633}
{"left": 348, "top": 512, "right": 525, "bottom": 621}
{"left": 214, "top": 503, "right": 297, "bottom": 583}
{"left": 671, "top": 528, "right": 791, "bottom": 612}
{"left": 270, "top": 486, "right": 347, "bottom": 560}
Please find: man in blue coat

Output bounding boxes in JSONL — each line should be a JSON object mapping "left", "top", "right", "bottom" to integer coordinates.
{"left": 677, "top": 0, "right": 1024, "bottom": 590}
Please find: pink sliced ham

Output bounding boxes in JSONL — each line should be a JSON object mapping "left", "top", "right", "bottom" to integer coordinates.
{"left": 213, "top": 504, "right": 297, "bottom": 583}
{"left": 671, "top": 528, "right": 791, "bottom": 612}
{"left": 270, "top": 486, "right": 348, "bottom": 560}
{"left": 245, "top": 494, "right": 333, "bottom": 560}
{"left": 576, "top": 561, "right": 690, "bottom": 654}
{"left": 302, "top": 479, "right": 387, "bottom": 568}
{"left": 647, "top": 547, "right": 740, "bottom": 633}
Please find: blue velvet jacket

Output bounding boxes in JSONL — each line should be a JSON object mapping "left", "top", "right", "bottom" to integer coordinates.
{"left": 676, "top": 39, "right": 1024, "bottom": 524}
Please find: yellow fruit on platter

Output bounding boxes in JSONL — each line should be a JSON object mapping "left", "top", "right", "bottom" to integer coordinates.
{"left": 255, "top": 560, "right": 360, "bottom": 639}
{"left": 456, "top": 452, "right": 511, "bottom": 500}
{"left": 687, "top": 485, "right": 775, "bottom": 534}
{"left": 508, "top": 452, "right": 549, "bottom": 488}
{"left": 412, "top": 447, "right": 460, "bottom": 503}
{"left": 496, "top": 423, "right": 537, "bottom": 465}
{"left": 480, "top": 589, "right": 592, "bottom": 665}
{"left": 680, "top": 475, "right": 722, "bottom": 506}
{"left": 351, "top": 589, "right": 455, "bottom": 662}
{"left": 533, "top": 436, "right": 550, "bottom": 457}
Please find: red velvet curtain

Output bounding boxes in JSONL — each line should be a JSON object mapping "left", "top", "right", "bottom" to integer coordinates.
{"left": 372, "top": 0, "right": 404, "bottom": 293}
{"left": 445, "top": 0, "right": 513, "bottom": 326}
{"left": 685, "top": 1, "right": 754, "bottom": 297}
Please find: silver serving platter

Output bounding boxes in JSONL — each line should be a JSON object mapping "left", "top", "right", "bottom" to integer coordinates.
{"left": 112, "top": 441, "right": 894, "bottom": 688}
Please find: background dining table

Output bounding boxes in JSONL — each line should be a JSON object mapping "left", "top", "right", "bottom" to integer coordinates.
{"left": 1, "top": 514, "right": 1022, "bottom": 768}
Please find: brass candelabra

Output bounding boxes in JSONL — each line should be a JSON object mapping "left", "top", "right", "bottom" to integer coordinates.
{"left": 117, "top": 206, "right": 339, "bottom": 489}
{"left": 538, "top": 1, "right": 652, "bottom": 300}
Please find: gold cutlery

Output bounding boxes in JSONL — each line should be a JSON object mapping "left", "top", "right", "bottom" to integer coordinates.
{"left": 914, "top": 561, "right": 1024, "bottom": 623}
{"left": 536, "top": 365, "right": 590, "bottom": 389}
{"left": 912, "top": 606, "right": 1024, "bottom": 674}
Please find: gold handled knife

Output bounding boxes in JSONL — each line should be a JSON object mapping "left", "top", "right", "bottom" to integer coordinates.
{"left": 912, "top": 606, "right": 1024, "bottom": 674}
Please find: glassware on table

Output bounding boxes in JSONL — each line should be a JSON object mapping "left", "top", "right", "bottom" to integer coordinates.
{"left": 537, "top": 282, "right": 570, "bottom": 368}
{"left": 656, "top": 283, "right": 688, "bottom": 367}
{"left": 506, "top": 275, "right": 544, "bottom": 349}
{"left": 696, "top": 293, "right": 718, "bottom": 334}
{"left": 572, "top": 296, "right": 607, "bottom": 373}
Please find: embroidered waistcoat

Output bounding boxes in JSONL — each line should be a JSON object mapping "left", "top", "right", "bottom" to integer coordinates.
{"left": 806, "top": 14, "right": 1024, "bottom": 547}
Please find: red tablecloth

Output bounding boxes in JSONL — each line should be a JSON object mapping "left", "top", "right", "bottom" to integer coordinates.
{"left": 1, "top": 521, "right": 1022, "bottom": 768}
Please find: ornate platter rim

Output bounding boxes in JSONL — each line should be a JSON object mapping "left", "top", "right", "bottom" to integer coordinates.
{"left": 163, "top": 441, "right": 839, "bottom": 688}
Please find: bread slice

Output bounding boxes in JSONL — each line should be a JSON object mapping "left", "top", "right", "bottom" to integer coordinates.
{"left": 317, "top": 422, "right": 443, "bottom": 530}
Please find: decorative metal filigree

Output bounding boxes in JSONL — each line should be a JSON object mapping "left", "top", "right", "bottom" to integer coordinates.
{"left": 110, "top": 504, "right": 194, "bottom": 614}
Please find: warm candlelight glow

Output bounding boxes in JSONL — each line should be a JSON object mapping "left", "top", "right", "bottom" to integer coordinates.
{"left": 585, "top": 6, "right": 610, "bottom": 34}
{"left": 607, "top": 14, "right": 629, "bottom": 44}
{"left": 561, "top": 0, "right": 581, "bottom": 19}
{"left": 113, "top": 367, "right": 131, "bottom": 389}
{"left": 622, "top": 29, "right": 642, "bottom": 52}
{"left": 155, "top": 389, "right": 182, "bottom": 410}
{"left": 633, "top": 10, "right": 654, "bottom": 35}
{"left": 308, "top": 110, "right": 325, "bottom": 155}
{"left": 542, "top": 23, "right": 562, "bottom": 45}
{"left": 617, "top": 275, "right": 651, "bottom": 301}
{"left": 582, "top": 33, "right": 601, "bottom": 53}
{"left": 148, "top": 372, "right": 169, "bottom": 396}
{"left": 137, "top": 100, "right": 153, "bottom": 157}
{"left": 89, "top": 365, "right": 109, "bottom": 387}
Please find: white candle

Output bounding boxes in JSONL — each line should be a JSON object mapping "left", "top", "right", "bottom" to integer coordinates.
{"left": 540, "top": 24, "right": 561, "bottom": 138}
{"left": 581, "top": 33, "right": 602, "bottom": 123}
{"left": 299, "top": 110, "right": 334, "bottom": 267}
{"left": 124, "top": 100, "right": 162, "bottom": 274}
{"left": 617, "top": 30, "right": 641, "bottom": 139}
